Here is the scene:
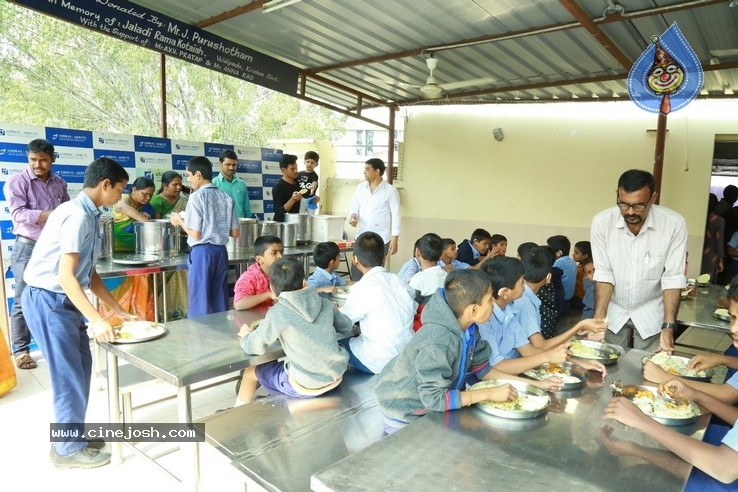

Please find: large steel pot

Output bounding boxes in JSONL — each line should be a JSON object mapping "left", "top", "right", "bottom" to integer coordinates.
{"left": 98, "top": 216, "right": 114, "bottom": 261}
{"left": 228, "top": 218, "right": 259, "bottom": 254}
{"left": 285, "top": 213, "right": 310, "bottom": 244}
{"left": 134, "top": 220, "right": 181, "bottom": 257}
{"left": 260, "top": 220, "right": 280, "bottom": 238}
{"left": 280, "top": 222, "right": 297, "bottom": 248}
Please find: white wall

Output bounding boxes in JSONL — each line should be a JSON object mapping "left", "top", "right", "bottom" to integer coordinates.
{"left": 321, "top": 99, "right": 738, "bottom": 275}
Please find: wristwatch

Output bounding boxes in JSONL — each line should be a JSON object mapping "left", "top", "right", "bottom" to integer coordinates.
{"left": 661, "top": 322, "right": 678, "bottom": 330}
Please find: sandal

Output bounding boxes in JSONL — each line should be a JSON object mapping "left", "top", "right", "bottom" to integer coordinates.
{"left": 14, "top": 352, "right": 37, "bottom": 370}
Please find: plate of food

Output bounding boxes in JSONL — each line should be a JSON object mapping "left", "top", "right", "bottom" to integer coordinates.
{"left": 114, "top": 321, "right": 168, "bottom": 343}
{"left": 112, "top": 254, "right": 160, "bottom": 266}
{"left": 329, "top": 286, "right": 351, "bottom": 299}
{"left": 523, "top": 362, "right": 590, "bottom": 390}
{"left": 569, "top": 339, "right": 621, "bottom": 365}
{"left": 611, "top": 381, "right": 700, "bottom": 426}
{"left": 642, "top": 352, "right": 713, "bottom": 382}
{"left": 714, "top": 308, "right": 731, "bottom": 322}
{"left": 469, "top": 379, "right": 549, "bottom": 419}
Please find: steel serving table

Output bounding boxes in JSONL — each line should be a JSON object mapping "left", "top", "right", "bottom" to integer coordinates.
{"left": 99, "top": 308, "right": 278, "bottom": 491}
{"left": 311, "top": 349, "right": 710, "bottom": 492}
{"left": 676, "top": 283, "right": 730, "bottom": 333}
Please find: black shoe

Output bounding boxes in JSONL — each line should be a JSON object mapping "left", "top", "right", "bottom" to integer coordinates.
{"left": 53, "top": 447, "right": 110, "bottom": 469}
{"left": 86, "top": 438, "right": 106, "bottom": 450}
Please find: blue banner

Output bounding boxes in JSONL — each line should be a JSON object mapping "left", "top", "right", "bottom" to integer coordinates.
{"left": 45, "top": 127, "right": 93, "bottom": 148}
{"left": 134, "top": 135, "right": 171, "bottom": 154}
{"left": 240, "top": 160, "right": 262, "bottom": 173}
{"left": 0, "top": 143, "right": 29, "bottom": 163}
{"left": 93, "top": 149, "right": 136, "bottom": 168}
{"left": 204, "top": 143, "right": 234, "bottom": 158}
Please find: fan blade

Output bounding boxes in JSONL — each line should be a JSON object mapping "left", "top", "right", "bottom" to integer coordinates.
{"left": 438, "top": 77, "right": 497, "bottom": 91}
{"left": 366, "top": 76, "right": 422, "bottom": 90}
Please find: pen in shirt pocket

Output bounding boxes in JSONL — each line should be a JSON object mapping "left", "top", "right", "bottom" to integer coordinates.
{"left": 645, "top": 252, "right": 651, "bottom": 265}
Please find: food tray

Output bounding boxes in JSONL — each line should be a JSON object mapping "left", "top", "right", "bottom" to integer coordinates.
{"left": 113, "top": 322, "right": 168, "bottom": 344}
{"left": 569, "top": 339, "right": 621, "bottom": 365}
{"left": 641, "top": 354, "right": 713, "bottom": 382}
{"left": 614, "top": 383, "right": 700, "bottom": 426}
{"left": 523, "top": 362, "right": 590, "bottom": 390}
{"left": 714, "top": 308, "right": 731, "bottom": 322}
{"left": 469, "top": 379, "right": 549, "bottom": 419}
{"left": 112, "top": 254, "right": 160, "bottom": 265}
{"left": 329, "top": 286, "right": 350, "bottom": 299}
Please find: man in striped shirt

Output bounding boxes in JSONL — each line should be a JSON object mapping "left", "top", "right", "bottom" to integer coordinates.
{"left": 590, "top": 169, "right": 687, "bottom": 353}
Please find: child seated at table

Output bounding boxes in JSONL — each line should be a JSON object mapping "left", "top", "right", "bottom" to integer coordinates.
{"left": 570, "top": 240, "right": 592, "bottom": 310}
{"left": 374, "top": 269, "right": 559, "bottom": 434}
{"left": 307, "top": 241, "right": 349, "bottom": 296}
{"left": 438, "top": 238, "right": 471, "bottom": 272}
{"left": 340, "top": 231, "right": 416, "bottom": 374}
{"left": 489, "top": 233, "right": 508, "bottom": 257}
{"left": 457, "top": 228, "right": 493, "bottom": 266}
{"left": 581, "top": 259, "right": 595, "bottom": 320}
{"left": 233, "top": 235, "right": 283, "bottom": 310}
{"left": 476, "top": 256, "right": 570, "bottom": 378}
{"left": 514, "top": 246, "right": 608, "bottom": 375}
{"left": 397, "top": 237, "right": 422, "bottom": 283}
{"left": 409, "top": 233, "right": 447, "bottom": 299}
{"left": 235, "top": 258, "right": 354, "bottom": 406}
{"left": 605, "top": 277, "right": 738, "bottom": 484}
{"left": 547, "top": 235, "right": 577, "bottom": 310}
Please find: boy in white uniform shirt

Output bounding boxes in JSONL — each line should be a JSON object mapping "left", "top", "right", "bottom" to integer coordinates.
{"left": 409, "top": 233, "right": 447, "bottom": 298}
{"left": 340, "top": 231, "right": 416, "bottom": 374}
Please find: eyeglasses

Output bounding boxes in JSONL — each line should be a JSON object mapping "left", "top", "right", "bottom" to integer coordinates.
{"left": 616, "top": 199, "right": 650, "bottom": 212}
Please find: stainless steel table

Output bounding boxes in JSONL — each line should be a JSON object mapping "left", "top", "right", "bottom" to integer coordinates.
{"left": 202, "top": 371, "right": 383, "bottom": 491}
{"left": 311, "top": 349, "right": 709, "bottom": 492}
{"left": 99, "top": 308, "right": 276, "bottom": 491}
{"left": 677, "top": 283, "right": 730, "bottom": 333}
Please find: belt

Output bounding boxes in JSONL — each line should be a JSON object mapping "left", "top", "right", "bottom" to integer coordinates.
{"left": 15, "top": 236, "right": 36, "bottom": 246}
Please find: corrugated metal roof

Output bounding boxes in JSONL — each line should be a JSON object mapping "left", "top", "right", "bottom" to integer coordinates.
{"left": 110, "top": 1, "right": 738, "bottom": 112}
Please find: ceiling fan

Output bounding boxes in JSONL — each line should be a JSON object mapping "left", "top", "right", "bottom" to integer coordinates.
{"left": 375, "top": 55, "right": 497, "bottom": 99}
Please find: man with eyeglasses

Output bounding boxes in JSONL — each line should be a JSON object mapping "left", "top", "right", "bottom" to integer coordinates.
{"left": 590, "top": 169, "right": 687, "bottom": 353}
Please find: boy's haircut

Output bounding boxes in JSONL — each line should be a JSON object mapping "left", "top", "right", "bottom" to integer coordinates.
{"left": 727, "top": 275, "right": 738, "bottom": 301}
{"left": 365, "top": 158, "right": 385, "bottom": 176}
{"left": 219, "top": 149, "right": 237, "bottom": 162}
{"left": 353, "top": 231, "right": 385, "bottom": 268}
{"left": 490, "top": 234, "right": 507, "bottom": 245}
{"left": 574, "top": 240, "right": 592, "bottom": 258}
{"left": 517, "top": 241, "right": 538, "bottom": 260}
{"left": 618, "top": 169, "right": 655, "bottom": 195}
{"left": 480, "top": 256, "right": 525, "bottom": 299}
{"left": 304, "top": 151, "right": 320, "bottom": 162}
{"left": 131, "top": 176, "right": 155, "bottom": 191}
{"left": 187, "top": 156, "right": 213, "bottom": 180}
{"left": 27, "top": 138, "right": 54, "bottom": 156}
{"left": 417, "top": 233, "right": 443, "bottom": 262}
{"left": 724, "top": 185, "right": 738, "bottom": 203}
{"left": 83, "top": 157, "right": 129, "bottom": 188}
{"left": 253, "top": 235, "right": 282, "bottom": 257}
{"left": 441, "top": 237, "right": 456, "bottom": 250}
{"left": 521, "top": 246, "right": 554, "bottom": 283}
{"left": 280, "top": 154, "right": 298, "bottom": 169}
{"left": 158, "top": 170, "right": 182, "bottom": 194}
{"left": 580, "top": 256, "right": 594, "bottom": 266}
{"left": 269, "top": 258, "right": 305, "bottom": 296}
{"left": 547, "top": 235, "right": 571, "bottom": 256}
{"left": 470, "top": 228, "right": 492, "bottom": 243}
{"left": 313, "top": 241, "right": 340, "bottom": 269}
{"left": 444, "top": 269, "right": 492, "bottom": 318}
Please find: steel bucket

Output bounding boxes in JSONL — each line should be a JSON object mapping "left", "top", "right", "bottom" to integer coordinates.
{"left": 280, "top": 222, "right": 298, "bottom": 248}
{"left": 260, "top": 220, "right": 280, "bottom": 238}
{"left": 98, "top": 216, "right": 114, "bottom": 261}
{"left": 285, "top": 213, "right": 311, "bottom": 244}
{"left": 134, "top": 220, "right": 181, "bottom": 257}
{"left": 228, "top": 218, "right": 259, "bottom": 254}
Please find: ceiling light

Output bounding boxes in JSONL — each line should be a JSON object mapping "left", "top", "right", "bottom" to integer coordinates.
{"left": 263, "top": 0, "right": 303, "bottom": 14}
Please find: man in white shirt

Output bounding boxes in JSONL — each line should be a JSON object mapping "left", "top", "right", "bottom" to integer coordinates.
{"left": 348, "top": 158, "right": 401, "bottom": 280}
{"left": 590, "top": 169, "right": 687, "bottom": 352}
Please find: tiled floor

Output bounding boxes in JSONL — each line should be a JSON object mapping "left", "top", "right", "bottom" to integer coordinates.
{"left": 0, "top": 350, "right": 247, "bottom": 492}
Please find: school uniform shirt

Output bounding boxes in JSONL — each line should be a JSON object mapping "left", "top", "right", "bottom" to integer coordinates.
{"left": 511, "top": 284, "right": 542, "bottom": 339}
{"left": 307, "top": 267, "right": 346, "bottom": 288}
{"left": 397, "top": 258, "right": 421, "bottom": 284}
{"left": 340, "top": 266, "right": 416, "bottom": 374}
{"left": 722, "top": 372, "right": 738, "bottom": 451}
{"left": 591, "top": 204, "right": 687, "bottom": 339}
{"left": 478, "top": 302, "right": 530, "bottom": 367}
{"left": 554, "top": 255, "right": 577, "bottom": 301}
{"left": 348, "top": 180, "right": 401, "bottom": 244}
{"left": 438, "top": 258, "right": 470, "bottom": 270}
{"left": 24, "top": 191, "right": 99, "bottom": 292}
{"left": 183, "top": 184, "right": 238, "bottom": 247}
{"left": 457, "top": 239, "right": 481, "bottom": 266}
{"left": 409, "top": 266, "right": 448, "bottom": 297}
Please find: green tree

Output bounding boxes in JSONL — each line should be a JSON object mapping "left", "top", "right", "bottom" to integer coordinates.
{"left": 0, "top": 1, "right": 346, "bottom": 144}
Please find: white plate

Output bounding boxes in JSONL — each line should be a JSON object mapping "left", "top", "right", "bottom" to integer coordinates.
{"left": 112, "top": 254, "right": 160, "bottom": 265}
{"left": 114, "top": 322, "right": 168, "bottom": 343}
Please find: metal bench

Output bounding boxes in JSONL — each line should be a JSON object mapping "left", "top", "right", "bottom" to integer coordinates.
{"left": 199, "top": 370, "right": 384, "bottom": 491}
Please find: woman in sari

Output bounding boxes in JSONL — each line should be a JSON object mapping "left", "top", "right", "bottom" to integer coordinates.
{"left": 149, "top": 171, "right": 189, "bottom": 320}
{"left": 150, "top": 170, "right": 188, "bottom": 219}
{"left": 113, "top": 176, "right": 155, "bottom": 252}
{"left": 101, "top": 177, "right": 157, "bottom": 323}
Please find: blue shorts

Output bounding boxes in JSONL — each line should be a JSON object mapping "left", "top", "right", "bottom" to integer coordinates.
{"left": 338, "top": 338, "right": 375, "bottom": 374}
{"left": 254, "top": 360, "right": 311, "bottom": 399}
